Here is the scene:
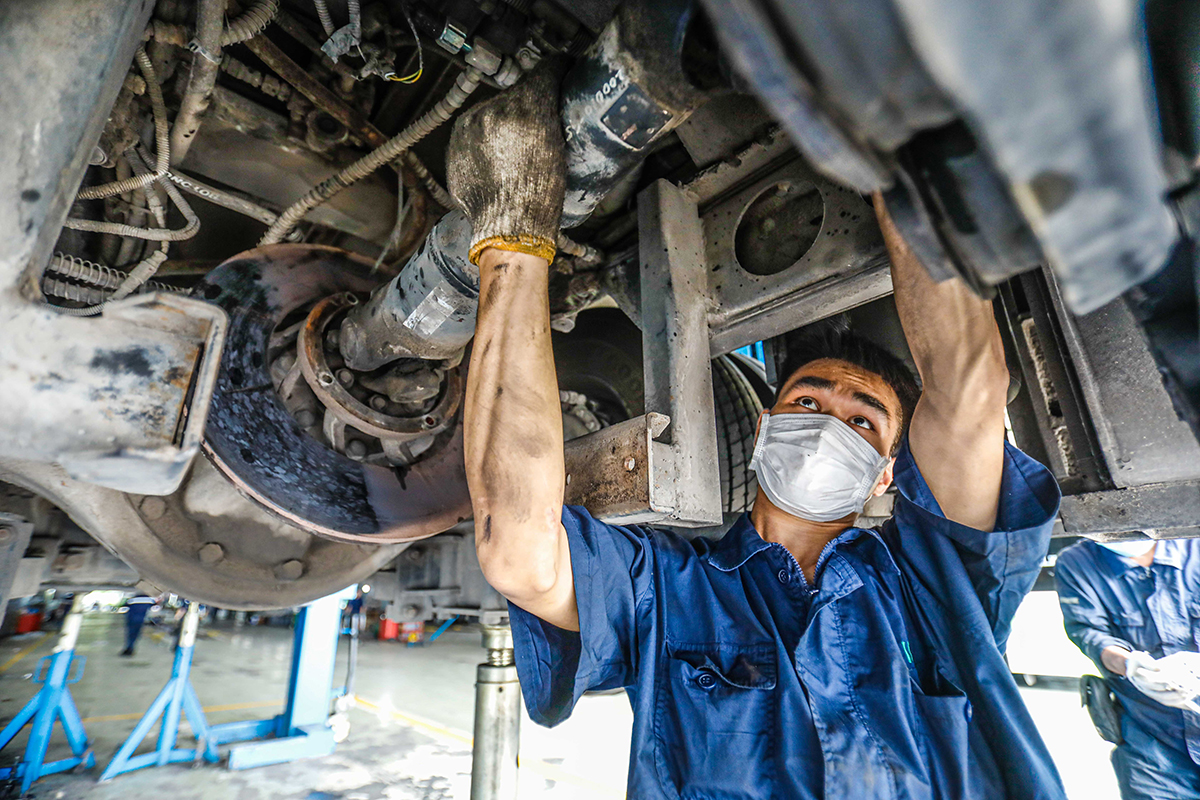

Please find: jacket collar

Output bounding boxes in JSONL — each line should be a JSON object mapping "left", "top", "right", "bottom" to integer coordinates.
{"left": 703, "top": 513, "right": 893, "bottom": 574}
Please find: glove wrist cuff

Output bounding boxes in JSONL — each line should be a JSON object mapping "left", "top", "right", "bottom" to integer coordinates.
{"left": 469, "top": 234, "right": 556, "bottom": 266}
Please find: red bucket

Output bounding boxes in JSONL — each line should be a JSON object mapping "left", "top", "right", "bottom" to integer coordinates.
{"left": 15, "top": 612, "right": 42, "bottom": 634}
{"left": 378, "top": 618, "right": 400, "bottom": 640}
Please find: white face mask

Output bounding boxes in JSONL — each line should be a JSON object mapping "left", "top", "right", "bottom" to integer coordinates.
{"left": 1098, "top": 540, "right": 1156, "bottom": 558}
{"left": 749, "top": 412, "right": 890, "bottom": 523}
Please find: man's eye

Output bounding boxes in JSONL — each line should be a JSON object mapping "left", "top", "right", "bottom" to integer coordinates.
{"left": 797, "top": 397, "right": 818, "bottom": 410}
{"left": 850, "top": 416, "right": 873, "bottom": 430}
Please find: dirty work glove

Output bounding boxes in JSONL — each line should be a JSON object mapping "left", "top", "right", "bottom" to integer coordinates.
{"left": 1126, "top": 651, "right": 1200, "bottom": 710}
{"left": 447, "top": 58, "right": 566, "bottom": 266}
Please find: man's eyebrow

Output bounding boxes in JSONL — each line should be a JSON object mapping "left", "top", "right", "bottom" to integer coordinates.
{"left": 790, "top": 375, "right": 836, "bottom": 391}
{"left": 853, "top": 391, "right": 891, "bottom": 420}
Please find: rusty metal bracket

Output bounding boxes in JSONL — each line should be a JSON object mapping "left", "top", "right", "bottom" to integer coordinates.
{"left": 561, "top": 180, "right": 723, "bottom": 527}
{"left": 0, "top": 0, "right": 228, "bottom": 497}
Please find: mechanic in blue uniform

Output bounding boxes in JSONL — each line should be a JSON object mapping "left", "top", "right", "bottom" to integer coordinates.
{"left": 1056, "top": 537, "right": 1200, "bottom": 799}
{"left": 445, "top": 62, "right": 1066, "bottom": 799}
{"left": 119, "top": 592, "right": 155, "bottom": 656}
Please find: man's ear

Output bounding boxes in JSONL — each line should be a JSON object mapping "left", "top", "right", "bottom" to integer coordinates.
{"left": 872, "top": 457, "right": 896, "bottom": 497}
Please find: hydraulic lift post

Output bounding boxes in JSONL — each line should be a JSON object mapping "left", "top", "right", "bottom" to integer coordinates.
{"left": 470, "top": 624, "right": 520, "bottom": 800}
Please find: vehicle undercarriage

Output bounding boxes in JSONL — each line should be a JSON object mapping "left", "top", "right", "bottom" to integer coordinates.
{"left": 1, "top": 0, "right": 1198, "bottom": 616}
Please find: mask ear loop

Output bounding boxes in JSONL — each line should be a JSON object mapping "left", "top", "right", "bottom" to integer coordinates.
{"left": 749, "top": 412, "right": 771, "bottom": 473}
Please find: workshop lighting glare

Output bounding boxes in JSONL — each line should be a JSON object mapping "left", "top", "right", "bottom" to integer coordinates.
{"left": 362, "top": 584, "right": 371, "bottom": 593}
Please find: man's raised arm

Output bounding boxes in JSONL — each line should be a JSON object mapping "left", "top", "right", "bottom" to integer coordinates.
{"left": 874, "top": 193, "right": 1010, "bottom": 531}
{"left": 447, "top": 62, "right": 578, "bottom": 631}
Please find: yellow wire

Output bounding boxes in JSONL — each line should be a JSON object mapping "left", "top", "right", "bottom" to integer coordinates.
{"left": 389, "top": 66, "right": 423, "bottom": 84}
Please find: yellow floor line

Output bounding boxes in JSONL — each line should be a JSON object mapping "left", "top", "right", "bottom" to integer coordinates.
{"left": 0, "top": 632, "right": 54, "bottom": 673}
{"left": 352, "top": 695, "right": 472, "bottom": 747}
{"left": 352, "top": 695, "right": 623, "bottom": 798}
{"left": 81, "top": 700, "right": 279, "bottom": 724}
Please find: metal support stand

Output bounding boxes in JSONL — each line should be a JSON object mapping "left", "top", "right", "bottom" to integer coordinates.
{"left": 99, "top": 603, "right": 218, "bottom": 781}
{"left": 470, "top": 624, "right": 520, "bottom": 800}
{"left": 207, "top": 592, "right": 344, "bottom": 770}
{"left": 0, "top": 595, "right": 95, "bottom": 792}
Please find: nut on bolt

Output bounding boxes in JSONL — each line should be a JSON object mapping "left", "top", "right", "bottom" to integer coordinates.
{"left": 140, "top": 496, "right": 167, "bottom": 520}
{"left": 345, "top": 439, "right": 368, "bottom": 459}
{"left": 197, "top": 542, "right": 224, "bottom": 565}
{"left": 274, "top": 559, "right": 305, "bottom": 581}
{"left": 337, "top": 369, "right": 355, "bottom": 387}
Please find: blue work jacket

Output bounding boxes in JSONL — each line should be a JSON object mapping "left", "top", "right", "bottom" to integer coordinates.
{"left": 1055, "top": 537, "right": 1200, "bottom": 764}
{"left": 509, "top": 440, "right": 1066, "bottom": 799}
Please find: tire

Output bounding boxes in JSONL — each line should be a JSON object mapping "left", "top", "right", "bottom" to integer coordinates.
{"left": 553, "top": 309, "right": 762, "bottom": 513}
{"left": 712, "top": 355, "right": 763, "bottom": 514}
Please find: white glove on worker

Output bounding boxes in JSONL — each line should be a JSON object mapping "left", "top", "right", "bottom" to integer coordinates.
{"left": 1125, "top": 650, "right": 1200, "bottom": 712}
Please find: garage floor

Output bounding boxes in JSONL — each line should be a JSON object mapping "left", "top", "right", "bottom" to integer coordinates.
{"left": 0, "top": 611, "right": 1118, "bottom": 799}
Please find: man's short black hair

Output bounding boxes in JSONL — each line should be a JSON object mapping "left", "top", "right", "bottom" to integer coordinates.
{"left": 775, "top": 321, "right": 921, "bottom": 452}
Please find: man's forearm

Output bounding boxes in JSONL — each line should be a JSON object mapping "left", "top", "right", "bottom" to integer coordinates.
{"left": 873, "top": 193, "right": 1008, "bottom": 531}
{"left": 465, "top": 248, "right": 575, "bottom": 621}
{"left": 1102, "top": 645, "right": 1131, "bottom": 677}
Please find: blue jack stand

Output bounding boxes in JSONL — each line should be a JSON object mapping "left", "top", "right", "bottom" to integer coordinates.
{"left": 99, "top": 602, "right": 218, "bottom": 781}
{"left": 0, "top": 596, "right": 96, "bottom": 793}
{"left": 207, "top": 591, "right": 346, "bottom": 770}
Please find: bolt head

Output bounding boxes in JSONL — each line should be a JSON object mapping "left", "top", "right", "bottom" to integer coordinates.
{"left": 274, "top": 560, "right": 304, "bottom": 581}
{"left": 624, "top": 457, "right": 637, "bottom": 472}
{"left": 337, "top": 369, "right": 355, "bottom": 386}
{"left": 198, "top": 542, "right": 224, "bottom": 565}
{"left": 140, "top": 496, "right": 167, "bottom": 520}
{"left": 370, "top": 395, "right": 388, "bottom": 411}
{"left": 346, "top": 439, "right": 368, "bottom": 459}
{"left": 295, "top": 408, "right": 317, "bottom": 427}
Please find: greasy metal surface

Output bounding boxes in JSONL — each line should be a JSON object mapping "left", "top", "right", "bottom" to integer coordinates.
{"left": 0, "top": 456, "right": 404, "bottom": 610}
{"left": 1047, "top": 283, "right": 1200, "bottom": 488}
{"left": 891, "top": 0, "right": 1176, "bottom": 313}
{"left": 639, "top": 180, "right": 722, "bottom": 527}
{"left": 182, "top": 110, "right": 399, "bottom": 244}
{"left": 198, "top": 245, "right": 472, "bottom": 543}
{"left": 238, "top": 33, "right": 428, "bottom": 253}
{"left": 0, "top": 0, "right": 229, "bottom": 496}
{"left": 704, "top": 158, "right": 891, "bottom": 356}
{"left": 562, "top": 413, "right": 670, "bottom": 522}
{"left": 1059, "top": 481, "right": 1200, "bottom": 538}
{"left": 298, "top": 293, "right": 462, "bottom": 440}
{"left": 0, "top": 0, "right": 153, "bottom": 293}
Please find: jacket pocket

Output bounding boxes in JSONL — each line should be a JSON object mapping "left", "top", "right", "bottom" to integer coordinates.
{"left": 911, "top": 680, "right": 973, "bottom": 800}
{"left": 656, "top": 642, "right": 777, "bottom": 799}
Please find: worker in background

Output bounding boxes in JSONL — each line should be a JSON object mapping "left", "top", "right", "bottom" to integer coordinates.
{"left": 119, "top": 592, "right": 155, "bottom": 657}
{"left": 1056, "top": 537, "right": 1200, "bottom": 799}
{"left": 448, "top": 61, "right": 1065, "bottom": 798}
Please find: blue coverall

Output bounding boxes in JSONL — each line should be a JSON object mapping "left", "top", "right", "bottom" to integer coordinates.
{"left": 121, "top": 594, "right": 155, "bottom": 655}
{"left": 1055, "top": 538, "right": 1200, "bottom": 800}
{"left": 509, "top": 438, "right": 1066, "bottom": 799}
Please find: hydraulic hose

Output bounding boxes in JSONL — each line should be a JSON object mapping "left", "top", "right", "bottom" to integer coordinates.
{"left": 221, "top": 0, "right": 279, "bottom": 45}
{"left": 50, "top": 156, "right": 171, "bottom": 316}
{"left": 144, "top": 0, "right": 280, "bottom": 47}
{"left": 170, "top": 0, "right": 225, "bottom": 166}
{"left": 76, "top": 48, "right": 168, "bottom": 201}
{"left": 64, "top": 150, "right": 201, "bottom": 242}
{"left": 45, "top": 253, "right": 173, "bottom": 293}
{"left": 259, "top": 68, "right": 483, "bottom": 245}
{"left": 166, "top": 168, "right": 279, "bottom": 226}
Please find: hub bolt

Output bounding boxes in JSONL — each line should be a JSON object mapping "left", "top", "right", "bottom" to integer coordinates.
{"left": 274, "top": 560, "right": 305, "bottom": 581}
{"left": 370, "top": 395, "right": 388, "bottom": 411}
{"left": 346, "top": 439, "right": 368, "bottom": 459}
{"left": 337, "top": 369, "right": 355, "bottom": 387}
{"left": 295, "top": 408, "right": 317, "bottom": 427}
{"left": 198, "top": 542, "right": 224, "bottom": 565}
